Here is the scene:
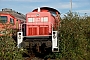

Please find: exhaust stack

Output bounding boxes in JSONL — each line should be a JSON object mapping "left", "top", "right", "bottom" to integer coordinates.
{"left": 38, "top": 7, "right": 40, "bottom": 12}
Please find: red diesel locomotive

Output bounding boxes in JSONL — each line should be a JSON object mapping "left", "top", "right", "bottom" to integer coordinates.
{"left": 0, "top": 8, "right": 25, "bottom": 36}
{"left": 17, "top": 7, "right": 60, "bottom": 53}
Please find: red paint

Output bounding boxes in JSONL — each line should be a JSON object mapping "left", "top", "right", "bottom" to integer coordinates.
{"left": 26, "top": 7, "right": 60, "bottom": 36}
{"left": 0, "top": 9, "right": 25, "bottom": 36}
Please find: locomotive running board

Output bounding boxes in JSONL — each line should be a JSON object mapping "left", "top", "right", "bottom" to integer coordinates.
{"left": 52, "top": 31, "right": 59, "bottom": 52}
{"left": 17, "top": 32, "right": 23, "bottom": 48}
{"left": 23, "top": 35, "right": 51, "bottom": 38}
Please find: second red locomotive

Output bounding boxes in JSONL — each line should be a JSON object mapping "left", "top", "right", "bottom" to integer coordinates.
{"left": 17, "top": 7, "right": 60, "bottom": 53}
{"left": 0, "top": 8, "right": 25, "bottom": 36}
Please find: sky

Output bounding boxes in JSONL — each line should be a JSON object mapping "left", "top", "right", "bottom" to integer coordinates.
{"left": 0, "top": 0, "right": 90, "bottom": 17}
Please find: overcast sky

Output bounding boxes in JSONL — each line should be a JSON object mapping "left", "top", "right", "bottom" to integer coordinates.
{"left": 0, "top": 0, "right": 90, "bottom": 17}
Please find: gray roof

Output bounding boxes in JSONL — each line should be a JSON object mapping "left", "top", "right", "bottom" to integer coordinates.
{"left": 0, "top": 8, "right": 26, "bottom": 21}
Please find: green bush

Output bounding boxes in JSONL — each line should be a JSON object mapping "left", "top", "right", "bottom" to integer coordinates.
{"left": 0, "top": 36, "right": 24, "bottom": 60}
{"left": 46, "top": 11, "right": 90, "bottom": 60}
{"left": 0, "top": 23, "right": 25, "bottom": 60}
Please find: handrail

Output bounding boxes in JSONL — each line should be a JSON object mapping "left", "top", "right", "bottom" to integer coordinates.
{"left": 19, "top": 22, "right": 54, "bottom": 32}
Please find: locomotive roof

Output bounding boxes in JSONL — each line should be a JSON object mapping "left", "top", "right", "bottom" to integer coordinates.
{"left": 0, "top": 8, "right": 26, "bottom": 21}
{"left": 32, "top": 7, "right": 60, "bottom": 14}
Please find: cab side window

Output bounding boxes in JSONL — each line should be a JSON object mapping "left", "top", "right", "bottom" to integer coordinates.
{"left": 0, "top": 16, "right": 7, "bottom": 23}
{"left": 10, "top": 18, "right": 14, "bottom": 24}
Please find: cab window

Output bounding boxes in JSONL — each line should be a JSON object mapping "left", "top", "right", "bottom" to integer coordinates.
{"left": 41, "top": 17, "right": 48, "bottom": 22}
{"left": 28, "top": 18, "right": 34, "bottom": 22}
{"left": 10, "top": 18, "right": 14, "bottom": 24}
{"left": 0, "top": 16, "right": 7, "bottom": 23}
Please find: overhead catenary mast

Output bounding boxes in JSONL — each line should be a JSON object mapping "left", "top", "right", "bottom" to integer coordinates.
{"left": 70, "top": 0, "right": 72, "bottom": 12}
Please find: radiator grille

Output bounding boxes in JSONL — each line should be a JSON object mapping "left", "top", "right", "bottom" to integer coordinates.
{"left": 28, "top": 26, "right": 49, "bottom": 36}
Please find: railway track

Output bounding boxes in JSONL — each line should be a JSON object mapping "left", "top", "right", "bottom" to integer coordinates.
{"left": 24, "top": 57, "right": 56, "bottom": 60}
{"left": 23, "top": 48, "right": 56, "bottom": 60}
{"left": 22, "top": 42, "right": 54, "bottom": 60}
{"left": 24, "top": 57, "right": 44, "bottom": 60}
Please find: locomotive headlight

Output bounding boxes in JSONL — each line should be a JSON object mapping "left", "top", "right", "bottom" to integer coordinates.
{"left": 36, "top": 14, "right": 39, "bottom": 17}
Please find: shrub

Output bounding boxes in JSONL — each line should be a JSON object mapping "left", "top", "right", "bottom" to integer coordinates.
{"left": 0, "top": 23, "right": 25, "bottom": 60}
{"left": 46, "top": 11, "right": 90, "bottom": 60}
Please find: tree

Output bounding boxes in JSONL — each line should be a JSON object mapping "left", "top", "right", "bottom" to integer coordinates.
{"left": 0, "top": 23, "right": 24, "bottom": 60}
{"left": 45, "top": 11, "right": 90, "bottom": 60}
